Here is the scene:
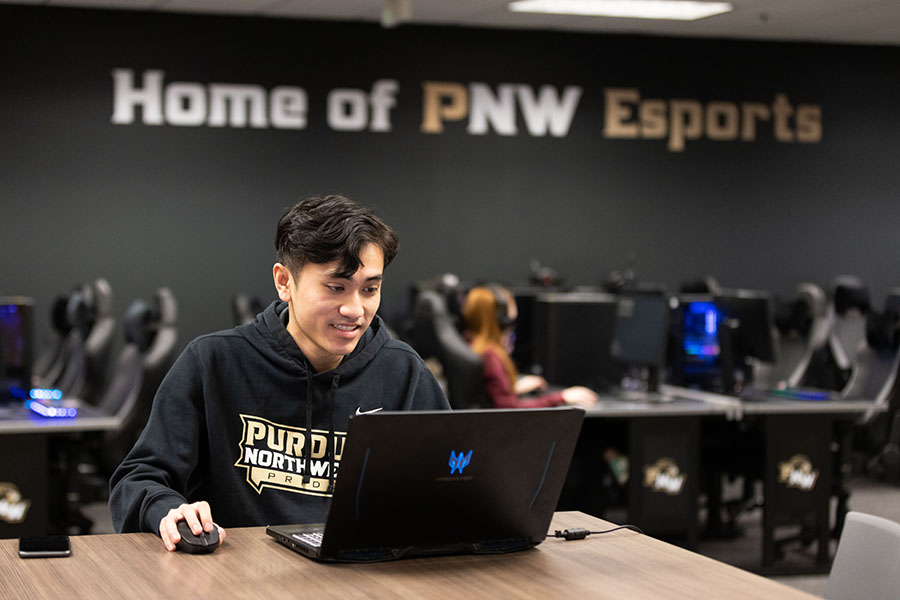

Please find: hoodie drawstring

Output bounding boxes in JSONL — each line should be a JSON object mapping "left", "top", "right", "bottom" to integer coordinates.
{"left": 328, "top": 375, "right": 340, "bottom": 493}
{"left": 302, "top": 370, "right": 340, "bottom": 493}
{"left": 303, "top": 371, "right": 313, "bottom": 486}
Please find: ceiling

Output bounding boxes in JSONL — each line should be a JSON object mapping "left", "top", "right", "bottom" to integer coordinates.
{"left": 4, "top": 0, "right": 900, "bottom": 47}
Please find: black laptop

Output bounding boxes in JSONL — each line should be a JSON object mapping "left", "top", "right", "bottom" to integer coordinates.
{"left": 266, "top": 407, "right": 584, "bottom": 562}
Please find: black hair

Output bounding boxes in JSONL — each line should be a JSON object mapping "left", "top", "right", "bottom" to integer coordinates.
{"left": 275, "top": 194, "right": 399, "bottom": 278}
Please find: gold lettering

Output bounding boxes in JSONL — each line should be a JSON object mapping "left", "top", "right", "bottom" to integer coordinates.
{"left": 639, "top": 99, "right": 667, "bottom": 139}
{"left": 311, "top": 434, "right": 328, "bottom": 459}
{"left": 286, "top": 431, "right": 305, "bottom": 457}
{"left": 604, "top": 87, "right": 640, "bottom": 138}
{"left": 421, "top": 81, "right": 468, "bottom": 133}
{"left": 772, "top": 93, "right": 794, "bottom": 142}
{"left": 245, "top": 419, "right": 266, "bottom": 445}
{"left": 740, "top": 102, "right": 771, "bottom": 141}
{"left": 334, "top": 435, "right": 346, "bottom": 461}
{"left": 796, "top": 104, "right": 822, "bottom": 143}
{"left": 705, "top": 101, "right": 739, "bottom": 141}
{"left": 668, "top": 99, "right": 703, "bottom": 152}
{"left": 267, "top": 426, "right": 286, "bottom": 452}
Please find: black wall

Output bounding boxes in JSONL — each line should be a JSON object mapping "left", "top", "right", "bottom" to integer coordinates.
{"left": 2, "top": 5, "right": 898, "bottom": 350}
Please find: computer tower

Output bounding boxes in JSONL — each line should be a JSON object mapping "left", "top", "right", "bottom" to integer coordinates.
{"left": 533, "top": 292, "right": 619, "bottom": 390}
{"left": 0, "top": 297, "right": 35, "bottom": 403}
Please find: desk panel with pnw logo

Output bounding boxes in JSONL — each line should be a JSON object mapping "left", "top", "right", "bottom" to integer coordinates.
{"left": 762, "top": 413, "right": 834, "bottom": 575}
{"left": 629, "top": 417, "right": 700, "bottom": 547}
{"left": 582, "top": 394, "right": 722, "bottom": 549}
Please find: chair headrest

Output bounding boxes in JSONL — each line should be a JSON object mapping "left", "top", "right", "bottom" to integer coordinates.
{"left": 884, "top": 288, "right": 900, "bottom": 317}
{"left": 795, "top": 282, "right": 826, "bottom": 317}
{"left": 156, "top": 287, "right": 177, "bottom": 326}
{"left": 774, "top": 296, "right": 813, "bottom": 337}
{"left": 830, "top": 276, "right": 871, "bottom": 315}
{"left": 92, "top": 278, "right": 113, "bottom": 316}
{"left": 123, "top": 299, "right": 158, "bottom": 352}
{"left": 866, "top": 309, "right": 900, "bottom": 352}
{"left": 232, "top": 292, "right": 264, "bottom": 326}
{"left": 66, "top": 284, "right": 96, "bottom": 337}
{"left": 50, "top": 295, "right": 73, "bottom": 335}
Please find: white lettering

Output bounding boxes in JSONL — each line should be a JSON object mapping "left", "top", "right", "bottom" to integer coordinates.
{"left": 516, "top": 84, "right": 582, "bottom": 137}
{"left": 468, "top": 83, "right": 517, "bottom": 135}
{"left": 270, "top": 86, "right": 307, "bottom": 129}
{"left": 0, "top": 499, "right": 29, "bottom": 523}
{"left": 369, "top": 79, "right": 399, "bottom": 132}
{"left": 655, "top": 473, "right": 685, "bottom": 494}
{"left": 256, "top": 450, "right": 273, "bottom": 467}
{"left": 164, "top": 82, "right": 206, "bottom": 126}
{"left": 112, "top": 70, "right": 309, "bottom": 130}
{"left": 310, "top": 460, "right": 330, "bottom": 478}
{"left": 111, "top": 69, "right": 164, "bottom": 125}
{"left": 208, "top": 84, "right": 267, "bottom": 128}
{"left": 327, "top": 88, "right": 369, "bottom": 131}
{"left": 788, "top": 469, "right": 817, "bottom": 490}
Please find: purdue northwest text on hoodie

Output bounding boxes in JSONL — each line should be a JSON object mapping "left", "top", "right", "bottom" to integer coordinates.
{"left": 109, "top": 301, "right": 450, "bottom": 534}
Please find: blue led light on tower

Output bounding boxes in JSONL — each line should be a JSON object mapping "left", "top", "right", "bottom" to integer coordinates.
{"left": 683, "top": 301, "right": 720, "bottom": 361}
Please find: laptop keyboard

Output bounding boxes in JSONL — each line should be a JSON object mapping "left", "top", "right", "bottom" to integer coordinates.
{"left": 292, "top": 531, "right": 324, "bottom": 547}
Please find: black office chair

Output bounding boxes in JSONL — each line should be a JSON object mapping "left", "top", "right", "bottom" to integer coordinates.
{"left": 52, "top": 286, "right": 92, "bottom": 399}
{"left": 81, "top": 279, "right": 116, "bottom": 405}
{"left": 759, "top": 283, "right": 830, "bottom": 387}
{"left": 53, "top": 289, "right": 179, "bottom": 533}
{"left": 801, "top": 276, "right": 871, "bottom": 393}
{"left": 232, "top": 292, "right": 266, "bottom": 326}
{"left": 127, "top": 287, "right": 179, "bottom": 447}
{"left": 39, "top": 279, "right": 117, "bottom": 404}
{"left": 31, "top": 295, "right": 74, "bottom": 388}
{"left": 849, "top": 288, "right": 900, "bottom": 480}
{"left": 410, "top": 290, "right": 486, "bottom": 410}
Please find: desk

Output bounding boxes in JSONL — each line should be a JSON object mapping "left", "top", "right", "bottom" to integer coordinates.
{"left": 0, "top": 403, "right": 119, "bottom": 434}
{"left": 0, "top": 511, "right": 815, "bottom": 599}
{"left": 0, "top": 402, "right": 119, "bottom": 538}
{"left": 667, "top": 385, "right": 878, "bottom": 574}
{"left": 583, "top": 392, "right": 735, "bottom": 547}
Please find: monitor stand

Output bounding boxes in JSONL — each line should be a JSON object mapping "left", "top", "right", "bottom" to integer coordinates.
{"left": 618, "top": 366, "right": 674, "bottom": 403}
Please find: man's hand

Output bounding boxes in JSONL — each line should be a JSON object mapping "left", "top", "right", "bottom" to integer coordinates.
{"left": 159, "top": 501, "right": 226, "bottom": 552}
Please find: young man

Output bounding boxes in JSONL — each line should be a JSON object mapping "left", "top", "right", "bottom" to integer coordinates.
{"left": 109, "top": 195, "right": 450, "bottom": 551}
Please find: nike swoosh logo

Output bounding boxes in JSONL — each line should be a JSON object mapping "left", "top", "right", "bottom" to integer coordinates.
{"left": 355, "top": 407, "right": 384, "bottom": 416}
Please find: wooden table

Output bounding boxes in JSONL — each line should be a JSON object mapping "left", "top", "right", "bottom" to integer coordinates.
{"left": 0, "top": 512, "right": 816, "bottom": 599}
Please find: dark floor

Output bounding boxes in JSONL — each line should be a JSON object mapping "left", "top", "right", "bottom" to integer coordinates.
{"left": 689, "top": 476, "right": 900, "bottom": 597}
{"left": 82, "top": 475, "right": 900, "bottom": 598}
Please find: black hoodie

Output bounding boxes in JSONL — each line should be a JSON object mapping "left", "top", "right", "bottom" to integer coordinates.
{"left": 109, "top": 301, "right": 449, "bottom": 534}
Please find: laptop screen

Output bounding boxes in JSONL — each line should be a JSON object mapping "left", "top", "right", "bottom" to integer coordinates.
{"left": 316, "top": 408, "right": 584, "bottom": 557}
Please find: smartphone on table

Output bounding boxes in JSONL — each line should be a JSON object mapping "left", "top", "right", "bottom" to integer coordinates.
{"left": 18, "top": 535, "right": 72, "bottom": 558}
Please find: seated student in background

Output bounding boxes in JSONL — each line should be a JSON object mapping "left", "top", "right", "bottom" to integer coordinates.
{"left": 109, "top": 194, "right": 450, "bottom": 552}
{"left": 462, "top": 285, "right": 597, "bottom": 409}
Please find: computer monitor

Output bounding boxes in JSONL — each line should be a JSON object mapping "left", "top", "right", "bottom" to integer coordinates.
{"left": 0, "top": 297, "right": 35, "bottom": 403}
{"left": 715, "top": 289, "right": 778, "bottom": 386}
{"left": 610, "top": 292, "right": 671, "bottom": 393}
{"left": 532, "top": 292, "right": 619, "bottom": 390}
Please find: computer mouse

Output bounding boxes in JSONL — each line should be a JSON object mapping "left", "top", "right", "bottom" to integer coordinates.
{"left": 174, "top": 520, "right": 220, "bottom": 554}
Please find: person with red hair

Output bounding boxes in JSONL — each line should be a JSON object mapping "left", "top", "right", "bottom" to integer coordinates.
{"left": 463, "top": 285, "right": 597, "bottom": 409}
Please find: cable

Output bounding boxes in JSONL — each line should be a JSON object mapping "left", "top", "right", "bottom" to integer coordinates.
{"left": 548, "top": 525, "right": 644, "bottom": 541}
